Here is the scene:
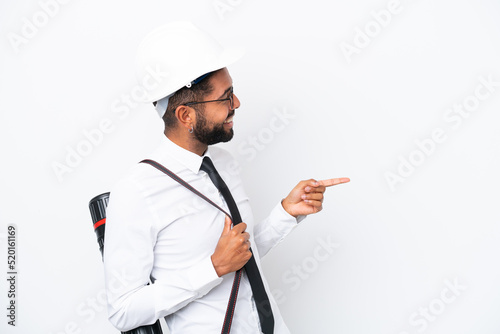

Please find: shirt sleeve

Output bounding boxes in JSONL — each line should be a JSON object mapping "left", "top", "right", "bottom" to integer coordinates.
{"left": 103, "top": 178, "right": 223, "bottom": 332}
{"left": 252, "top": 200, "right": 306, "bottom": 258}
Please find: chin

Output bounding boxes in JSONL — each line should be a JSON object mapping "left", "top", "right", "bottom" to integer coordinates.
{"left": 219, "top": 130, "right": 234, "bottom": 143}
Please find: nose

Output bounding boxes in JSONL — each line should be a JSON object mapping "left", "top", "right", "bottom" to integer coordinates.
{"left": 232, "top": 93, "right": 241, "bottom": 110}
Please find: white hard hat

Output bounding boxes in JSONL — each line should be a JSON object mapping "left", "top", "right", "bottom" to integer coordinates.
{"left": 135, "top": 21, "right": 244, "bottom": 116}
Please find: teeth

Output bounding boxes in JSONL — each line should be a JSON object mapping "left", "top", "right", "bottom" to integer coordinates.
{"left": 224, "top": 116, "right": 234, "bottom": 124}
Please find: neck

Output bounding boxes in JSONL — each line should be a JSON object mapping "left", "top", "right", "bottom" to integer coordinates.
{"left": 165, "top": 129, "right": 207, "bottom": 156}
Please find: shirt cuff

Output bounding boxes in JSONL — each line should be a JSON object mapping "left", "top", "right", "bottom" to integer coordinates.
{"left": 265, "top": 200, "right": 305, "bottom": 238}
{"left": 279, "top": 199, "right": 307, "bottom": 224}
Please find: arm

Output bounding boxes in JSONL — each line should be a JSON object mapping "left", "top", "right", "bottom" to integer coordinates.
{"left": 252, "top": 200, "right": 304, "bottom": 258}
{"left": 253, "top": 177, "right": 351, "bottom": 258}
{"left": 103, "top": 179, "right": 223, "bottom": 331}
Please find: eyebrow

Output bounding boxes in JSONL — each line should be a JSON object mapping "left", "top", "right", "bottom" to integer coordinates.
{"left": 217, "top": 86, "right": 233, "bottom": 99}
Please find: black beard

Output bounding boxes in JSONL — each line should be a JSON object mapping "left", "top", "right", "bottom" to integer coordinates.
{"left": 193, "top": 110, "right": 234, "bottom": 145}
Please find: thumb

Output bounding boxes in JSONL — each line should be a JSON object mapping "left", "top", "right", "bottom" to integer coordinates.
{"left": 222, "top": 215, "right": 232, "bottom": 235}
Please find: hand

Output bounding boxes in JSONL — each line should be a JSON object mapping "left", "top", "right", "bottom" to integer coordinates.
{"left": 211, "top": 216, "right": 252, "bottom": 277}
{"left": 281, "top": 178, "right": 350, "bottom": 217}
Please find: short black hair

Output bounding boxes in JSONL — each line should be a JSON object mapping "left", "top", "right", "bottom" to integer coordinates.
{"left": 156, "top": 70, "right": 218, "bottom": 129}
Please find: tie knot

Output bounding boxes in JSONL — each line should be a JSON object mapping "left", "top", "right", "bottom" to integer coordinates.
{"left": 200, "top": 156, "right": 229, "bottom": 191}
{"left": 200, "top": 156, "right": 216, "bottom": 175}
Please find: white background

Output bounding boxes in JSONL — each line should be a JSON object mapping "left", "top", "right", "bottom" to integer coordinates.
{"left": 1, "top": 0, "right": 500, "bottom": 333}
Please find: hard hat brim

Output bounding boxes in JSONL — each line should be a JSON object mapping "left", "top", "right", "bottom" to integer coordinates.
{"left": 139, "top": 46, "right": 245, "bottom": 103}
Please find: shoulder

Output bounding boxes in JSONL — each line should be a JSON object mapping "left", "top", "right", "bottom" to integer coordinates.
{"left": 107, "top": 165, "right": 150, "bottom": 207}
{"left": 111, "top": 138, "right": 185, "bottom": 192}
{"left": 109, "top": 158, "right": 176, "bottom": 205}
{"left": 106, "top": 160, "right": 175, "bottom": 226}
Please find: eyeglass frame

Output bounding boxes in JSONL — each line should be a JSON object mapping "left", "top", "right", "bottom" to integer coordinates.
{"left": 183, "top": 87, "right": 234, "bottom": 110}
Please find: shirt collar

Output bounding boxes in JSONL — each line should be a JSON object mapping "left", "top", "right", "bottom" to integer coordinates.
{"left": 161, "top": 135, "right": 213, "bottom": 174}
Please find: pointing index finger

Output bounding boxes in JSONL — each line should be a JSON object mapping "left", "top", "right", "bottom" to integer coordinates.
{"left": 317, "top": 177, "right": 350, "bottom": 187}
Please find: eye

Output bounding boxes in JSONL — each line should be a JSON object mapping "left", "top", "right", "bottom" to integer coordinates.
{"left": 220, "top": 91, "right": 232, "bottom": 103}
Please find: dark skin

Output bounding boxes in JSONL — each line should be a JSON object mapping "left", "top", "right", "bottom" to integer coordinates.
{"left": 166, "top": 68, "right": 350, "bottom": 277}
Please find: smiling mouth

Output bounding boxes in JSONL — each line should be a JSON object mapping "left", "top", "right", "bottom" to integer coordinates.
{"left": 223, "top": 114, "right": 234, "bottom": 124}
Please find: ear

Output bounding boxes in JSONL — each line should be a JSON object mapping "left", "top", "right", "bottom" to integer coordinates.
{"left": 175, "top": 105, "right": 195, "bottom": 130}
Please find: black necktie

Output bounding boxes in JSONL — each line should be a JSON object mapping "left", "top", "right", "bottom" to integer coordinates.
{"left": 201, "top": 156, "right": 274, "bottom": 334}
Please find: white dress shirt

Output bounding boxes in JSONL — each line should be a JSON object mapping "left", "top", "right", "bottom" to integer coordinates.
{"left": 103, "top": 135, "right": 304, "bottom": 333}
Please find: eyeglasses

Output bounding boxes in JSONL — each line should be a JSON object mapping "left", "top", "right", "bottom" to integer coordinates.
{"left": 184, "top": 87, "right": 234, "bottom": 110}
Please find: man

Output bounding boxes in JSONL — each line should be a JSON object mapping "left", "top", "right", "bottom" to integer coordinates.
{"left": 103, "top": 22, "right": 349, "bottom": 334}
